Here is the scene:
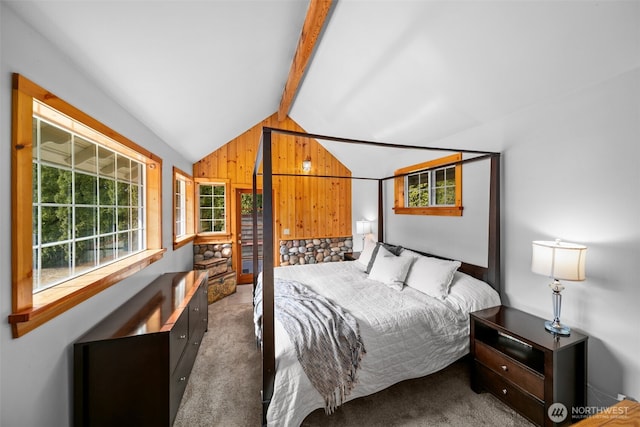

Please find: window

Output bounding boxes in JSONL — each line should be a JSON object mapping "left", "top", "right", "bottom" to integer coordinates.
{"left": 197, "top": 182, "right": 227, "bottom": 233}
{"left": 173, "top": 167, "right": 195, "bottom": 249}
{"left": 394, "top": 153, "right": 463, "bottom": 216}
{"left": 10, "top": 74, "right": 165, "bottom": 338}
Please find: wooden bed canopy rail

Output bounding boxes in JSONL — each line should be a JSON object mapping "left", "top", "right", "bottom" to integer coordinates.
{"left": 252, "top": 126, "right": 501, "bottom": 426}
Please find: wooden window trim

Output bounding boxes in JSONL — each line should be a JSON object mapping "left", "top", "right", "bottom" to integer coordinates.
{"left": 9, "top": 73, "right": 164, "bottom": 338}
{"left": 173, "top": 167, "right": 195, "bottom": 250}
{"left": 195, "top": 178, "right": 231, "bottom": 239}
{"left": 393, "top": 152, "right": 463, "bottom": 216}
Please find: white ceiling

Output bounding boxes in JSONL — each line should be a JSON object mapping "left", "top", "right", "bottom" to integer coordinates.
{"left": 6, "top": 1, "right": 640, "bottom": 165}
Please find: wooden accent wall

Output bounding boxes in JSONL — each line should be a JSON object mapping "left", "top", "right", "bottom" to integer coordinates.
{"left": 193, "top": 113, "right": 352, "bottom": 246}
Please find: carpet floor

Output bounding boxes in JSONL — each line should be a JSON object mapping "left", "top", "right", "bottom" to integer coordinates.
{"left": 174, "top": 286, "right": 534, "bottom": 427}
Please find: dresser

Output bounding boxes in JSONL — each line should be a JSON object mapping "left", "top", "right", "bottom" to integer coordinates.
{"left": 73, "top": 271, "right": 208, "bottom": 427}
{"left": 470, "top": 305, "right": 588, "bottom": 426}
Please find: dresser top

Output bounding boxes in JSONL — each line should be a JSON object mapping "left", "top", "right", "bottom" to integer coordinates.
{"left": 75, "top": 271, "right": 207, "bottom": 342}
{"left": 471, "top": 305, "right": 588, "bottom": 352}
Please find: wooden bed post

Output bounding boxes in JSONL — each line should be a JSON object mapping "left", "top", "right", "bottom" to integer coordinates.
{"left": 377, "top": 179, "right": 384, "bottom": 242}
{"left": 261, "top": 128, "right": 275, "bottom": 426}
{"left": 487, "top": 154, "right": 501, "bottom": 293}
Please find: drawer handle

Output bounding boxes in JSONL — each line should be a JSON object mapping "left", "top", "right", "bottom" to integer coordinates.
{"left": 179, "top": 376, "right": 186, "bottom": 382}
{"left": 501, "top": 365, "right": 508, "bottom": 372}
{"left": 193, "top": 307, "right": 200, "bottom": 312}
{"left": 179, "top": 334, "right": 187, "bottom": 339}
{"left": 202, "top": 318, "right": 207, "bottom": 322}
{"left": 502, "top": 389, "right": 508, "bottom": 395}
{"left": 193, "top": 341, "right": 199, "bottom": 346}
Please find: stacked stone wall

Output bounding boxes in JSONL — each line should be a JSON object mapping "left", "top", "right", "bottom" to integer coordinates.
{"left": 279, "top": 237, "right": 353, "bottom": 266}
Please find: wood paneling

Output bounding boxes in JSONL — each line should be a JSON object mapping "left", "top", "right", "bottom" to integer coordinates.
{"left": 193, "top": 114, "right": 352, "bottom": 263}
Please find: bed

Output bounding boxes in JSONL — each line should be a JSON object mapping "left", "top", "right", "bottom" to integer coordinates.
{"left": 252, "top": 127, "right": 501, "bottom": 426}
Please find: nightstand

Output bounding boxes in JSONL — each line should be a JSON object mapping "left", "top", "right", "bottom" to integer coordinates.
{"left": 344, "top": 251, "right": 360, "bottom": 261}
{"left": 470, "top": 305, "right": 588, "bottom": 426}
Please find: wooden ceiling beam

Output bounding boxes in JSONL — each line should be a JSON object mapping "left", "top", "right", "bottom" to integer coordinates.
{"left": 277, "top": 0, "right": 333, "bottom": 122}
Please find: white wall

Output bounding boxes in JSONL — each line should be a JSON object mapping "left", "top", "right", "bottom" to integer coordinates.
{"left": 0, "top": 5, "right": 195, "bottom": 426}
{"left": 354, "top": 68, "right": 640, "bottom": 405}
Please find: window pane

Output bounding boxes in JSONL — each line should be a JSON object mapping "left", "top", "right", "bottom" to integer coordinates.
{"left": 75, "top": 173, "right": 97, "bottom": 205}
{"left": 99, "top": 178, "right": 115, "bottom": 205}
{"left": 131, "top": 208, "right": 140, "bottom": 229}
{"left": 74, "top": 136, "right": 96, "bottom": 174}
{"left": 98, "top": 147, "right": 116, "bottom": 178}
{"left": 39, "top": 243, "right": 71, "bottom": 289}
{"left": 40, "top": 121, "right": 71, "bottom": 167}
{"left": 200, "top": 196, "right": 212, "bottom": 207}
{"left": 117, "top": 208, "right": 130, "bottom": 231}
{"left": 130, "top": 184, "right": 139, "bottom": 207}
{"left": 200, "top": 185, "right": 212, "bottom": 196}
{"left": 213, "top": 185, "right": 225, "bottom": 196}
{"left": 200, "top": 221, "right": 211, "bottom": 232}
{"left": 99, "top": 235, "right": 116, "bottom": 264}
{"left": 75, "top": 207, "right": 97, "bottom": 238}
{"left": 116, "top": 156, "right": 131, "bottom": 181}
{"left": 213, "top": 220, "right": 224, "bottom": 232}
{"left": 74, "top": 238, "right": 96, "bottom": 274}
{"left": 100, "top": 207, "right": 115, "bottom": 234}
{"left": 117, "top": 182, "right": 131, "bottom": 207}
{"left": 41, "top": 166, "right": 72, "bottom": 204}
{"left": 201, "top": 208, "right": 212, "bottom": 220}
{"left": 117, "top": 232, "right": 131, "bottom": 256}
{"left": 41, "top": 206, "right": 71, "bottom": 243}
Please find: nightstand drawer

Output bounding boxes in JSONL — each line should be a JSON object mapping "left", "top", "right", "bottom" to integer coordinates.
{"left": 476, "top": 362, "right": 544, "bottom": 426}
{"left": 475, "top": 340, "right": 544, "bottom": 400}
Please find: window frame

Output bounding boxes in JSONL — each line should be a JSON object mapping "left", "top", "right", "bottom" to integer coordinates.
{"left": 173, "top": 167, "right": 195, "bottom": 249}
{"left": 195, "top": 179, "right": 229, "bottom": 237}
{"left": 393, "top": 152, "right": 463, "bottom": 216}
{"left": 10, "top": 73, "right": 165, "bottom": 338}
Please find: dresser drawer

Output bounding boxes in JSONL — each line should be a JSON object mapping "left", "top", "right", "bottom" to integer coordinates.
{"left": 169, "top": 311, "right": 189, "bottom": 373}
{"left": 476, "top": 362, "right": 544, "bottom": 426}
{"left": 475, "top": 340, "right": 544, "bottom": 400}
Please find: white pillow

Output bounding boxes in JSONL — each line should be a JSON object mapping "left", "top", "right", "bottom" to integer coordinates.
{"left": 405, "top": 255, "right": 461, "bottom": 299}
{"left": 445, "top": 271, "right": 501, "bottom": 314}
{"left": 357, "top": 234, "right": 378, "bottom": 268}
{"left": 368, "top": 246, "right": 414, "bottom": 291}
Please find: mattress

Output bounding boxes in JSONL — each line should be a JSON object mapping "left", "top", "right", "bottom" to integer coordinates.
{"left": 258, "top": 260, "right": 501, "bottom": 427}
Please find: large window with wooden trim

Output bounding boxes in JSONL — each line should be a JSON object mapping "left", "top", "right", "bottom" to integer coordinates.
{"left": 394, "top": 153, "right": 463, "bottom": 216}
{"left": 173, "top": 167, "right": 195, "bottom": 249}
{"left": 10, "top": 74, "right": 165, "bottom": 338}
{"left": 197, "top": 182, "right": 228, "bottom": 234}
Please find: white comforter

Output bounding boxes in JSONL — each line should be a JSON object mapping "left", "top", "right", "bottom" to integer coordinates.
{"left": 263, "top": 261, "right": 500, "bottom": 427}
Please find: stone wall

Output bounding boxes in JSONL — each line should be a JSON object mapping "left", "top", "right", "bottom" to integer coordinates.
{"left": 279, "top": 237, "right": 353, "bottom": 266}
{"left": 193, "top": 243, "right": 233, "bottom": 273}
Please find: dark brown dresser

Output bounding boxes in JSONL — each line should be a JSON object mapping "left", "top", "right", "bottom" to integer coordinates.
{"left": 471, "top": 305, "right": 588, "bottom": 426}
{"left": 73, "top": 271, "right": 208, "bottom": 427}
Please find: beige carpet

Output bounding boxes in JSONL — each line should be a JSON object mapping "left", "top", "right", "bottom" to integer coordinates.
{"left": 174, "top": 285, "right": 534, "bottom": 427}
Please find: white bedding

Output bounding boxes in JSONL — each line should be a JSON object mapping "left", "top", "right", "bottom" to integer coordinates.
{"left": 262, "top": 260, "right": 501, "bottom": 427}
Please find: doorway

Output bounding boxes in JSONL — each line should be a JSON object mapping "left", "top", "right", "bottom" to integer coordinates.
{"left": 235, "top": 189, "right": 263, "bottom": 284}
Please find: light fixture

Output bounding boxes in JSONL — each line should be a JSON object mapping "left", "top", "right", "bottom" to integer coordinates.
{"left": 356, "top": 220, "right": 372, "bottom": 247}
{"left": 531, "top": 239, "right": 587, "bottom": 336}
{"left": 302, "top": 157, "right": 312, "bottom": 172}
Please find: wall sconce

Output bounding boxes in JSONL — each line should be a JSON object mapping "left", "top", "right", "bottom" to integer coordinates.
{"left": 531, "top": 239, "right": 587, "bottom": 336}
{"left": 302, "top": 157, "right": 312, "bottom": 172}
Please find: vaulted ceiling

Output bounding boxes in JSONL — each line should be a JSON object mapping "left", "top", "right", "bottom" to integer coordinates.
{"left": 6, "top": 1, "right": 639, "bottom": 167}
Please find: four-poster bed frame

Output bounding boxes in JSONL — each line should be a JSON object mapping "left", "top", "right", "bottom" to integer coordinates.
{"left": 252, "top": 127, "right": 501, "bottom": 426}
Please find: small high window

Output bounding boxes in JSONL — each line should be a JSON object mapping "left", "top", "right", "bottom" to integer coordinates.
{"left": 394, "top": 153, "right": 463, "bottom": 216}
{"left": 173, "top": 167, "right": 195, "bottom": 249}
{"left": 197, "top": 182, "right": 227, "bottom": 233}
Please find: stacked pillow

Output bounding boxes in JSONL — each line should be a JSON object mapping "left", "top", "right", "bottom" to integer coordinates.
{"left": 359, "top": 237, "right": 462, "bottom": 299}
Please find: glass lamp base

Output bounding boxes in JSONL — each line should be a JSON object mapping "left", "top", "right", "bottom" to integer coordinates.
{"left": 545, "top": 320, "right": 570, "bottom": 336}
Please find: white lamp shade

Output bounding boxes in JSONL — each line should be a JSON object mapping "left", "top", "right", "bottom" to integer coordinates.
{"left": 531, "top": 240, "right": 587, "bottom": 281}
{"left": 356, "top": 220, "right": 371, "bottom": 235}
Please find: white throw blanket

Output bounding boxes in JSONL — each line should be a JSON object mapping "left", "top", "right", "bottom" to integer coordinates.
{"left": 254, "top": 276, "right": 366, "bottom": 413}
